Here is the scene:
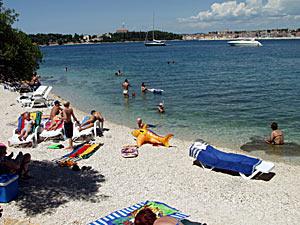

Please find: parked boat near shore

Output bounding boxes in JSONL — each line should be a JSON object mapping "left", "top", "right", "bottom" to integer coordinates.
{"left": 227, "top": 38, "right": 262, "bottom": 47}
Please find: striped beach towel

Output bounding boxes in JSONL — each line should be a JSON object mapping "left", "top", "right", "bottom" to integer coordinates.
{"left": 57, "top": 142, "right": 103, "bottom": 163}
{"left": 89, "top": 201, "right": 189, "bottom": 225}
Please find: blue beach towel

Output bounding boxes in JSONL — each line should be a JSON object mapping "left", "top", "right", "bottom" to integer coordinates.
{"left": 89, "top": 201, "right": 189, "bottom": 225}
{"left": 189, "top": 141, "right": 261, "bottom": 175}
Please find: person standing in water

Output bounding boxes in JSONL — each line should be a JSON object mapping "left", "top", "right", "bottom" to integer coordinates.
{"left": 265, "top": 122, "right": 284, "bottom": 145}
{"left": 122, "top": 79, "right": 130, "bottom": 97}
{"left": 141, "top": 82, "right": 147, "bottom": 93}
{"left": 157, "top": 102, "right": 165, "bottom": 113}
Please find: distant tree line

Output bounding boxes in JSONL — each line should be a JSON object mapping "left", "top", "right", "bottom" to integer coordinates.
{"left": 28, "top": 33, "right": 84, "bottom": 45}
{"left": 0, "top": 0, "right": 42, "bottom": 82}
{"left": 28, "top": 31, "right": 183, "bottom": 45}
{"left": 103, "top": 30, "right": 183, "bottom": 42}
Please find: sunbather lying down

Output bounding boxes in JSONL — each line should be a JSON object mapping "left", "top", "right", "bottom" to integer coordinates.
{"left": 78, "top": 110, "right": 104, "bottom": 132}
{"left": 134, "top": 208, "right": 183, "bottom": 225}
{"left": 0, "top": 143, "right": 31, "bottom": 179}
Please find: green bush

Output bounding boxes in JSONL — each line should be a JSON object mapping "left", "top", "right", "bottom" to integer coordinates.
{"left": 0, "top": 0, "right": 42, "bottom": 82}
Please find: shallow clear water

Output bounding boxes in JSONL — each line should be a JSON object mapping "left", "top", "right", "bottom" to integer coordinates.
{"left": 39, "top": 40, "right": 300, "bottom": 163}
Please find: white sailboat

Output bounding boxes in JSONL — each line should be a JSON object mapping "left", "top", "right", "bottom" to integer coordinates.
{"left": 144, "top": 13, "right": 166, "bottom": 46}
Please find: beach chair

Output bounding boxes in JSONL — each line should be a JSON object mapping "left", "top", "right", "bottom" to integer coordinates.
{"left": 89, "top": 200, "right": 189, "bottom": 225}
{"left": 17, "top": 85, "right": 53, "bottom": 108}
{"left": 189, "top": 140, "right": 275, "bottom": 180}
{"left": 72, "top": 116, "right": 103, "bottom": 142}
{"left": 8, "top": 111, "right": 42, "bottom": 148}
{"left": 39, "top": 119, "right": 64, "bottom": 141}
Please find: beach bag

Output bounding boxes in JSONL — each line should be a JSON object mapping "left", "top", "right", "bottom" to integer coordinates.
{"left": 121, "top": 145, "right": 138, "bottom": 158}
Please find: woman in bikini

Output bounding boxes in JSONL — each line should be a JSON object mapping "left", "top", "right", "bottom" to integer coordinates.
{"left": 266, "top": 122, "right": 284, "bottom": 145}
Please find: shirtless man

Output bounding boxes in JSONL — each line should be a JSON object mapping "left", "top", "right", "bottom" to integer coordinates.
{"left": 122, "top": 79, "right": 130, "bottom": 97}
{"left": 266, "top": 122, "right": 284, "bottom": 145}
{"left": 79, "top": 110, "right": 104, "bottom": 132}
{"left": 47, "top": 100, "right": 63, "bottom": 131}
{"left": 62, "top": 101, "right": 79, "bottom": 149}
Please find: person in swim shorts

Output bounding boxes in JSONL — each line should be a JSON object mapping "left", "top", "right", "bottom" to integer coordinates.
{"left": 62, "top": 101, "right": 79, "bottom": 150}
{"left": 122, "top": 79, "right": 130, "bottom": 97}
{"left": 265, "top": 122, "right": 284, "bottom": 145}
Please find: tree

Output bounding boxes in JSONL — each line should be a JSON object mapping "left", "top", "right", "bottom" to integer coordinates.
{"left": 0, "top": 0, "right": 42, "bottom": 82}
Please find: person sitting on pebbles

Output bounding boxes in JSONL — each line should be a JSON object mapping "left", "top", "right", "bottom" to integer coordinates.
{"left": 0, "top": 143, "right": 31, "bottom": 179}
{"left": 265, "top": 122, "right": 284, "bottom": 145}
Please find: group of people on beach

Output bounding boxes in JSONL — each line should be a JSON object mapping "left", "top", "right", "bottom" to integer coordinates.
{"left": 122, "top": 79, "right": 165, "bottom": 113}
{"left": 47, "top": 100, "right": 104, "bottom": 149}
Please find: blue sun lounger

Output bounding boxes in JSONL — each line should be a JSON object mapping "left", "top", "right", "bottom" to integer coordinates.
{"left": 189, "top": 140, "right": 275, "bottom": 180}
{"left": 89, "top": 201, "right": 189, "bottom": 225}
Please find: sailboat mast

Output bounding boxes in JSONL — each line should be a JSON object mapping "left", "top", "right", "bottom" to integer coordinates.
{"left": 152, "top": 12, "right": 155, "bottom": 40}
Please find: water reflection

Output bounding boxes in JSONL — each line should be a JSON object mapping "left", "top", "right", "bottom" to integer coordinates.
{"left": 240, "top": 136, "right": 300, "bottom": 164}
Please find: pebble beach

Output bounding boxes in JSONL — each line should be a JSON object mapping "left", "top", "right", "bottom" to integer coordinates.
{"left": 0, "top": 86, "right": 300, "bottom": 225}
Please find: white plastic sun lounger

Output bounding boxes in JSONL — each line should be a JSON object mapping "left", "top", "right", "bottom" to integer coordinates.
{"left": 18, "top": 86, "right": 53, "bottom": 108}
{"left": 16, "top": 85, "right": 48, "bottom": 103}
{"left": 189, "top": 140, "right": 275, "bottom": 180}
{"left": 73, "top": 119, "right": 102, "bottom": 142}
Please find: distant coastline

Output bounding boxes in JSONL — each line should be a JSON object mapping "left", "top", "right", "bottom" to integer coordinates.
{"left": 39, "top": 37, "right": 300, "bottom": 47}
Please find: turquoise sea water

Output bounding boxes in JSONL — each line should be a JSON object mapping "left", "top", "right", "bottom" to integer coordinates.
{"left": 39, "top": 40, "right": 300, "bottom": 163}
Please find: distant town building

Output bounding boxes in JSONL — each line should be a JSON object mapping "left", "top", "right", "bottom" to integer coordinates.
{"left": 116, "top": 28, "right": 128, "bottom": 33}
{"left": 182, "top": 28, "right": 300, "bottom": 40}
{"left": 83, "top": 35, "right": 90, "bottom": 42}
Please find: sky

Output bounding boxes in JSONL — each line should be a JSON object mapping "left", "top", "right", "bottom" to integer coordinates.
{"left": 4, "top": 0, "right": 300, "bottom": 34}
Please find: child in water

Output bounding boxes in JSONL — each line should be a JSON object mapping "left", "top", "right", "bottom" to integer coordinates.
{"left": 157, "top": 103, "right": 165, "bottom": 113}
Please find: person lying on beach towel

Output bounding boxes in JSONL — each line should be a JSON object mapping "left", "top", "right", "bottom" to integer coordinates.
{"left": 79, "top": 110, "right": 104, "bottom": 132}
{"left": 134, "top": 208, "right": 183, "bottom": 225}
{"left": 0, "top": 143, "right": 31, "bottom": 179}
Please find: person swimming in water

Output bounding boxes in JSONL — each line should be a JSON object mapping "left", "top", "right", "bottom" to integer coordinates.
{"left": 265, "top": 122, "right": 284, "bottom": 145}
{"left": 115, "top": 70, "right": 123, "bottom": 76}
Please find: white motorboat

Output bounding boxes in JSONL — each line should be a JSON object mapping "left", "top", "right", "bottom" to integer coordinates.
{"left": 227, "top": 38, "right": 262, "bottom": 47}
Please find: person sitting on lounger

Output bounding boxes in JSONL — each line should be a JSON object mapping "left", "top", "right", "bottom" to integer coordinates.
{"left": 47, "top": 100, "right": 63, "bottom": 131}
{"left": 0, "top": 143, "right": 31, "bottom": 178}
{"left": 18, "top": 112, "right": 34, "bottom": 141}
{"left": 134, "top": 208, "right": 183, "bottom": 225}
{"left": 79, "top": 110, "right": 104, "bottom": 132}
{"left": 265, "top": 122, "right": 284, "bottom": 145}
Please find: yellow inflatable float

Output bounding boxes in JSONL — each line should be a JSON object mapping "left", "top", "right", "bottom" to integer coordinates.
{"left": 131, "top": 124, "right": 173, "bottom": 147}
